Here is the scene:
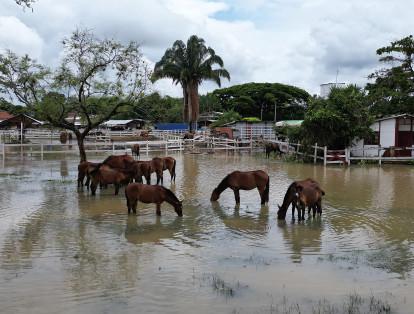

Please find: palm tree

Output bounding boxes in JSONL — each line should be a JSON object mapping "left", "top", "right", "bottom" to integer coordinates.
{"left": 152, "top": 35, "right": 230, "bottom": 131}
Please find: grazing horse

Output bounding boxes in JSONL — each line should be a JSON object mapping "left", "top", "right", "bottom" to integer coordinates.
{"left": 89, "top": 164, "right": 135, "bottom": 196}
{"left": 162, "top": 157, "right": 176, "bottom": 183}
{"left": 77, "top": 161, "right": 100, "bottom": 188}
{"left": 125, "top": 183, "right": 183, "bottom": 216}
{"left": 102, "top": 154, "right": 134, "bottom": 169}
{"left": 265, "top": 142, "right": 283, "bottom": 158}
{"left": 131, "top": 144, "right": 140, "bottom": 159}
{"left": 210, "top": 170, "right": 270, "bottom": 205}
{"left": 277, "top": 178, "right": 325, "bottom": 221}
{"left": 183, "top": 132, "right": 194, "bottom": 139}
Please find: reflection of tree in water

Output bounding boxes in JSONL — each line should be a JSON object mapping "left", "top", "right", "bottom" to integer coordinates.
{"left": 212, "top": 202, "right": 269, "bottom": 238}
{"left": 180, "top": 154, "right": 200, "bottom": 201}
{"left": 277, "top": 220, "right": 323, "bottom": 263}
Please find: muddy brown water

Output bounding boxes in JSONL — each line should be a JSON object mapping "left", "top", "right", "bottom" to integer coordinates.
{"left": 0, "top": 153, "right": 413, "bottom": 313}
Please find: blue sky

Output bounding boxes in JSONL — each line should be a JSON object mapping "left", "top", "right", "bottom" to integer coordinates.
{"left": 1, "top": 0, "right": 413, "bottom": 97}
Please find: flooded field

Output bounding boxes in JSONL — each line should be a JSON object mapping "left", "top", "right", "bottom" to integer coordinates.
{"left": 0, "top": 153, "right": 413, "bottom": 313}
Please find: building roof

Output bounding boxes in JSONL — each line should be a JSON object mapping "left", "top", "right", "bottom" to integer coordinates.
{"left": 275, "top": 120, "right": 303, "bottom": 127}
{"left": 0, "top": 114, "right": 43, "bottom": 128}
{"left": 102, "top": 119, "right": 145, "bottom": 127}
{"left": 375, "top": 113, "right": 414, "bottom": 122}
{"left": 0, "top": 111, "right": 13, "bottom": 121}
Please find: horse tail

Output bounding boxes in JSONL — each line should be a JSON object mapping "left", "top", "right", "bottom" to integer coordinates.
{"left": 264, "top": 175, "right": 270, "bottom": 202}
{"left": 89, "top": 163, "right": 103, "bottom": 176}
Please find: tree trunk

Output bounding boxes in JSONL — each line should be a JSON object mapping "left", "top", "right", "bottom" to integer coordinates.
{"left": 183, "top": 87, "right": 189, "bottom": 123}
{"left": 188, "top": 82, "right": 199, "bottom": 131}
{"left": 186, "top": 84, "right": 194, "bottom": 131}
{"left": 75, "top": 132, "right": 87, "bottom": 162}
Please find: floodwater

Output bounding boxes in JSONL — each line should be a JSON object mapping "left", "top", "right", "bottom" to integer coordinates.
{"left": 0, "top": 153, "right": 413, "bottom": 313}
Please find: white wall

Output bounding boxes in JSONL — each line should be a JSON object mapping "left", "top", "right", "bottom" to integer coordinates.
{"left": 379, "top": 119, "right": 395, "bottom": 147}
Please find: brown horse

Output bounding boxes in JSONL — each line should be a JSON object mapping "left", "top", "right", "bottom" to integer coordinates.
{"left": 162, "top": 156, "right": 176, "bottom": 183}
{"left": 89, "top": 164, "right": 135, "bottom": 195}
{"left": 131, "top": 144, "right": 140, "bottom": 159}
{"left": 102, "top": 154, "right": 134, "bottom": 169}
{"left": 151, "top": 157, "right": 165, "bottom": 185}
{"left": 125, "top": 183, "right": 183, "bottom": 216}
{"left": 131, "top": 160, "right": 152, "bottom": 184}
{"left": 265, "top": 142, "right": 283, "bottom": 158}
{"left": 210, "top": 170, "right": 270, "bottom": 205}
{"left": 277, "top": 178, "right": 325, "bottom": 221}
{"left": 77, "top": 161, "right": 100, "bottom": 188}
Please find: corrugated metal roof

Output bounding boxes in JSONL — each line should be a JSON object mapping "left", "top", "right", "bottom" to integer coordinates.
{"left": 275, "top": 120, "right": 303, "bottom": 127}
{"left": 375, "top": 113, "right": 414, "bottom": 122}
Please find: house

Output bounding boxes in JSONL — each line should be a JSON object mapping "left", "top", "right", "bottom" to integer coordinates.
{"left": 0, "top": 111, "right": 13, "bottom": 122}
{"left": 198, "top": 111, "right": 223, "bottom": 127}
{"left": 352, "top": 114, "right": 414, "bottom": 157}
{"left": 219, "top": 120, "right": 275, "bottom": 140}
{"left": 0, "top": 114, "right": 43, "bottom": 129}
{"left": 65, "top": 112, "right": 84, "bottom": 128}
{"left": 101, "top": 119, "right": 146, "bottom": 131}
{"left": 275, "top": 120, "right": 303, "bottom": 128}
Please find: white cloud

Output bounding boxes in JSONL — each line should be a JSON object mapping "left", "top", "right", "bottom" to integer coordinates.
{"left": 0, "top": 16, "right": 44, "bottom": 59}
{"left": 1, "top": 0, "right": 413, "bottom": 97}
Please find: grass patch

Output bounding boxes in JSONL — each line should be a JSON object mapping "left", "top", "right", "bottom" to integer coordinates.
{"left": 197, "top": 272, "right": 248, "bottom": 298}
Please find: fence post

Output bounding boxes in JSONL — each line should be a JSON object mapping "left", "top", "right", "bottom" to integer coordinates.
{"left": 323, "top": 146, "right": 327, "bottom": 166}
{"left": 378, "top": 145, "right": 382, "bottom": 166}
{"left": 2, "top": 143, "right": 5, "bottom": 160}
{"left": 112, "top": 143, "right": 115, "bottom": 154}
{"left": 146, "top": 141, "right": 149, "bottom": 156}
{"left": 345, "top": 148, "right": 349, "bottom": 166}
{"left": 314, "top": 143, "right": 317, "bottom": 164}
{"left": 165, "top": 141, "right": 168, "bottom": 154}
{"left": 41, "top": 143, "right": 43, "bottom": 160}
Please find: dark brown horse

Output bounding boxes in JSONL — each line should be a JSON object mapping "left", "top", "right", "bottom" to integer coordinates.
{"left": 131, "top": 144, "right": 140, "bottom": 159}
{"left": 89, "top": 164, "right": 135, "bottom": 195}
{"left": 151, "top": 157, "right": 165, "bottom": 185}
{"left": 125, "top": 183, "right": 183, "bottom": 216}
{"left": 102, "top": 154, "right": 134, "bottom": 169}
{"left": 277, "top": 178, "right": 325, "bottom": 221}
{"left": 210, "top": 170, "right": 270, "bottom": 205}
{"left": 131, "top": 160, "right": 152, "bottom": 184}
{"left": 162, "top": 156, "right": 176, "bottom": 183}
{"left": 265, "top": 142, "right": 283, "bottom": 158}
{"left": 77, "top": 161, "right": 100, "bottom": 188}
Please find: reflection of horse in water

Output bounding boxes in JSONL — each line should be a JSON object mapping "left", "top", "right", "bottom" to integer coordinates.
{"left": 210, "top": 170, "right": 269, "bottom": 205}
{"left": 277, "top": 219, "right": 323, "bottom": 263}
{"left": 277, "top": 178, "right": 325, "bottom": 221}
{"left": 212, "top": 202, "right": 270, "bottom": 238}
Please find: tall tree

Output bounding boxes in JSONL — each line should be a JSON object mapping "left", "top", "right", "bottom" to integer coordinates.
{"left": 367, "top": 35, "right": 414, "bottom": 117}
{"left": 0, "top": 29, "right": 150, "bottom": 162}
{"left": 152, "top": 35, "right": 230, "bottom": 131}
{"left": 14, "top": 0, "right": 35, "bottom": 8}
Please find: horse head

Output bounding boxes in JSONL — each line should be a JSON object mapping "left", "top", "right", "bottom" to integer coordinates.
{"left": 174, "top": 199, "right": 183, "bottom": 217}
{"left": 277, "top": 204, "right": 287, "bottom": 220}
{"left": 210, "top": 188, "right": 220, "bottom": 201}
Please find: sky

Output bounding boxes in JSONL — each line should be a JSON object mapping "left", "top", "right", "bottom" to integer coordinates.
{"left": 0, "top": 0, "right": 413, "bottom": 97}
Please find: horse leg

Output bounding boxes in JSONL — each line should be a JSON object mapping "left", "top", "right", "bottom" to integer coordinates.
{"left": 91, "top": 181, "right": 97, "bottom": 196}
{"left": 258, "top": 186, "right": 265, "bottom": 205}
{"left": 127, "top": 198, "right": 131, "bottom": 214}
{"left": 233, "top": 189, "right": 240, "bottom": 204}
{"left": 291, "top": 202, "right": 296, "bottom": 221}
{"left": 146, "top": 175, "right": 151, "bottom": 185}
{"left": 114, "top": 183, "right": 120, "bottom": 195}
{"left": 85, "top": 175, "right": 91, "bottom": 189}
{"left": 156, "top": 203, "right": 161, "bottom": 216}
{"left": 133, "top": 200, "right": 138, "bottom": 214}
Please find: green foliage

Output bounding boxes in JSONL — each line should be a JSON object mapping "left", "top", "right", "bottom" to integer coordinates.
{"left": 0, "top": 98, "right": 30, "bottom": 116}
{"left": 301, "top": 85, "right": 373, "bottom": 149}
{"left": 212, "top": 82, "right": 310, "bottom": 121}
{"left": 210, "top": 110, "right": 241, "bottom": 127}
{"left": 241, "top": 117, "right": 261, "bottom": 122}
{"left": 367, "top": 35, "right": 414, "bottom": 117}
{"left": 278, "top": 125, "right": 303, "bottom": 143}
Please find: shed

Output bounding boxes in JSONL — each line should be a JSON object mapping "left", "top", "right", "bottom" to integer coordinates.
{"left": 0, "top": 111, "right": 14, "bottom": 122}
{"left": 352, "top": 114, "right": 414, "bottom": 157}
{"left": 275, "top": 120, "right": 303, "bottom": 127}
{"left": 0, "top": 114, "right": 43, "bottom": 129}
{"left": 154, "top": 123, "right": 188, "bottom": 131}
{"left": 101, "top": 119, "right": 145, "bottom": 131}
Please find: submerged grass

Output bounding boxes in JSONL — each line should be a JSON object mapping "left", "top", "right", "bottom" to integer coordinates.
{"left": 197, "top": 272, "right": 248, "bottom": 298}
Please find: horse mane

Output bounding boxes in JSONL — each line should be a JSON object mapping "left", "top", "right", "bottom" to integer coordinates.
{"left": 214, "top": 174, "right": 230, "bottom": 194}
{"left": 89, "top": 163, "right": 103, "bottom": 175}
{"left": 279, "top": 181, "right": 297, "bottom": 211}
{"left": 161, "top": 186, "right": 180, "bottom": 204}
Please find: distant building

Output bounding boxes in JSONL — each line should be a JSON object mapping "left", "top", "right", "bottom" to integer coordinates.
{"left": 219, "top": 120, "right": 275, "bottom": 140}
{"left": 0, "top": 111, "right": 13, "bottom": 122}
{"left": 154, "top": 123, "right": 188, "bottom": 131}
{"left": 352, "top": 114, "right": 414, "bottom": 157}
{"left": 65, "top": 112, "right": 84, "bottom": 128}
{"left": 275, "top": 120, "right": 303, "bottom": 128}
{"left": 198, "top": 111, "right": 223, "bottom": 127}
{"left": 320, "top": 82, "right": 346, "bottom": 98}
{"left": 0, "top": 114, "right": 43, "bottom": 129}
{"left": 101, "top": 119, "right": 146, "bottom": 131}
